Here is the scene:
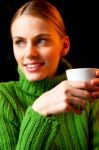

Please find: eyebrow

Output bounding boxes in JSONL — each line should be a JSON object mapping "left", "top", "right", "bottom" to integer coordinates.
{"left": 12, "top": 37, "right": 24, "bottom": 40}
{"left": 36, "top": 34, "right": 51, "bottom": 38}
{"left": 12, "top": 33, "right": 51, "bottom": 40}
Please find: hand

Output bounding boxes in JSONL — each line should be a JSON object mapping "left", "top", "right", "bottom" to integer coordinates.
{"left": 91, "top": 69, "right": 99, "bottom": 99}
{"left": 32, "top": 80, "right": 95, "bottom": 116}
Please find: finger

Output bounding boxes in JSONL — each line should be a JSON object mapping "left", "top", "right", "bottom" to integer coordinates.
{"left": 66, "top": 104, "right": 82, "bottom": 115}
{"left": 68, "top": 80, "right": 97, "bottom": 91}
{"left": 69, "top": 96, "right": 87, "bottom": 110}
{"left": 69, "top": 87, "right": 91, "bottom": 99}
{"left": 91, "top": 79, "right": 99, "bottom": 87}
{"left": 96, "top": 69, "right": 99, "bottom": 76}
{"left": 91, "top": 91, "right": 99, "bottom": 99}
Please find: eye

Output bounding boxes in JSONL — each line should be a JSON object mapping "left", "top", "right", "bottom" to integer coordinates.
{"left": 14, "top": 39, "right": 26, "bottom": 48}
{"left": 37, "top": 38, "right": 49, "bottom": 46}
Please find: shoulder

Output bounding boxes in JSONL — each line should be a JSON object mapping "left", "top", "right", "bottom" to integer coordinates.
{"left": 0, "top": 81, "right": 19, "bottom": 121}
{"left": 0, "top": 81, "right": 18, "bottom": 93}
{"left": 0, "top": 81, "right": 19, "bottom": 107}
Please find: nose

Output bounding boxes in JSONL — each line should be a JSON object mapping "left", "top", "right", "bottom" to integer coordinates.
{"left": 25, "top": 44, "right": 38, "bottom": 58}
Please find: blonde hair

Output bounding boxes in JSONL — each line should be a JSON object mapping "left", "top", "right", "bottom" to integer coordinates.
{"left": 10, "top": 0, "right": 66, "bottom": 38}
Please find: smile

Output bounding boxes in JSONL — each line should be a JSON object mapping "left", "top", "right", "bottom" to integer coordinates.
{"left": 24, "top": 62, "right": 44, "bottom": 72}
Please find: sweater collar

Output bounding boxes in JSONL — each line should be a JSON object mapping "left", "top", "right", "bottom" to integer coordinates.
{"left": 18, "top": 69, "right": 66, "bottom": 96}
{"left": 18, "top": 59, "right": 72, "bottom": 96}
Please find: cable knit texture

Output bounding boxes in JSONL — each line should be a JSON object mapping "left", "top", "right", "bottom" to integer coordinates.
{"left": 0, "top": 59, "right": 99, "bottom": 150}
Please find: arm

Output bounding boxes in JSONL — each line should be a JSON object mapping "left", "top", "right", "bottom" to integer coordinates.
{"left": 16, "top": 107, "right": 59, "bottom": 150}
{"left": 0, "top": 92, "right": 59, "bottom": 150}
{"left": 0, "top": 79, "right": 97, "bottom": 149}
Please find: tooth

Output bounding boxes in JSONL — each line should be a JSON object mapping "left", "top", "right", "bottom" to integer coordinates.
{"left": 27, "top": 64, "right": 39, "bottom": 68}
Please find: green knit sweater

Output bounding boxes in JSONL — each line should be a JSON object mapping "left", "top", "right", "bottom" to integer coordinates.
{"left": 0, "top": 60, "right": 99, "bottom": 150}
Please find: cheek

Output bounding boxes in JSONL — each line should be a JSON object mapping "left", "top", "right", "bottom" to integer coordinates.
{"left": 40, "top": 47, "right": 60, "bottom": 62}
{"left": 13, "top": 50, "right": 23, "bottom": 64}
{"left": 42, "top": 50, "right": 60, "bottom": 69}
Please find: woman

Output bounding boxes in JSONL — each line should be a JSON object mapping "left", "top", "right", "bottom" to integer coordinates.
{"left": 0, "top": 0, "right": 99, "bottom": 149}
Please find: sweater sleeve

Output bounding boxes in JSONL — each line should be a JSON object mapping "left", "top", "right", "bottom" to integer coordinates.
{"left": 0, "top": 92, "right": 19, "bottom": 150}
{"left": 89, "top": 100, "right": 99, "bottom": 149}
{"left": 16, "top": 107, "right": 59, "bottom": 150}
{"left": 0, "top": 91, "right": 59, "bottom": 150}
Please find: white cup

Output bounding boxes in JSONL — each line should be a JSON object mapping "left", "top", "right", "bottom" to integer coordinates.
{"left": 66, "top": 68, "right": 97, "bottom": 81}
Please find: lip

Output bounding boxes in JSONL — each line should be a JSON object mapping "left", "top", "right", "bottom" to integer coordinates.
{"left": 24, "top": 62, "right": 44, "bottom": 73}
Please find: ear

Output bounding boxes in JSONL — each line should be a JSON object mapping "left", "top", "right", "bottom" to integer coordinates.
{"left": 61, "top": 36, "right": 70, "bottom": 56}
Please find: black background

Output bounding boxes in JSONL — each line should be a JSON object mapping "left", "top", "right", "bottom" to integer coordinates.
{"left": 0, "top": 0, "right": 99, "bottom": 82}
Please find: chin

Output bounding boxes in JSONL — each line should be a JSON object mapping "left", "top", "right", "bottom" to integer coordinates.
{"left": 26, "top": 74, "right": 46, "bottom": 81}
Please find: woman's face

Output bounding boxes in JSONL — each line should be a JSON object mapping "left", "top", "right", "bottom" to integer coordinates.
{"left": 11, "top": 15, "right": 69, "bottom": 81}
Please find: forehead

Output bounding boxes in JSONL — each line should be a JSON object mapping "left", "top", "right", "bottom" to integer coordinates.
{"left": 11, "top": 15, "right": 55, "bottom": 32}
